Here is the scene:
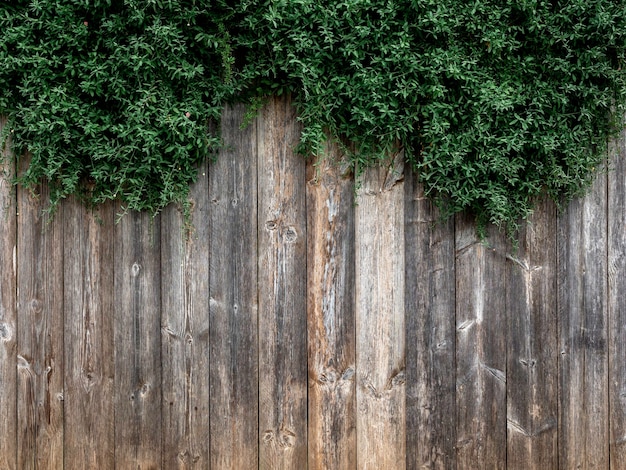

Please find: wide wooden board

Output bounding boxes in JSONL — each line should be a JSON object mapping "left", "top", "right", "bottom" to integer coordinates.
{"left": 209, "top": 104, "right": 259, "bottom": 469}
{"left": 258, "top": 96, "right": 308, "bottom": 469}
{"left": 306, "top": 142, "right": 356, "bottom": 470}
{"left": 63, "top": 199, "right": 115, "bottom": 469}
{"left": 355, "top": 153, "right": 406, "bottom": 470}
{"left": 404, "top": 167, "right": 456, "bottom": 470}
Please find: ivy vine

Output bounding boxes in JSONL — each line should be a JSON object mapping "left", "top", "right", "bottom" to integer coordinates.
{"left": 1, "top": 0, "right": 625, "bottom": 234}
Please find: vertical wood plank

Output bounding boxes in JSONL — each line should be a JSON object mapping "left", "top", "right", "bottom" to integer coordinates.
{"left": 114, "top": 211, "right": 162, "bottom": 469}
{"left": 306, "top": 143, "right": 356, "bottom": 470}
{"left": 404, "top": 167, "right": 456, "bottom": 470}
{"left": 161, "top": 160, "right": 210, "bottom": 468}
{"left": 557, "top": 169, "right": 609, "bottom": 469}
{"left": 609, "top": 125, "right": 626, "bottom": 469}
{"left": 0, "top": 117, "right": 17, "bottom": 470}
{"left": 16, "top": 155, "right": 64, "bottom": 470}
{"left": 455, "top": 216, "right": 507, "bottom": 469}
{"left": 209, "top": 104, "right": 259, "bottom": 469}
{"left": 258, "top": 95, "right": 308, "bottom": 469}
{"left": 355, "top": 153, "right": 406, "bottom": 470}
{"left": 63, "top": 199, "right": 115, "bottom": 469}
{"left": 506, "top": 197, "right": 558, "bottom": 469}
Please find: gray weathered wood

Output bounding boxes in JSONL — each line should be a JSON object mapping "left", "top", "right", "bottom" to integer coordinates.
{"left": 63, "top": 198, "right": 115, "bottom": 469}
{"left": 506, "top": 197, "right": 558, "bottom": 469}
{"left": 16, "top": 155, "right": 64, "bottom": 470}
{"left": 114, "top": 210, "right": 162, "bottom": 469}
{"left": 161, "top": 160, "right": 211, "bottom": 468}
{"left": 404, "top": 167, "right": 456, "bottom": 470}
{"left": 209, "top": 104, "right": 259, "bottom": 469}
{"left": 258, "top": 95, "right": 308, "bottom": 469}
{"left": 0, "top": 117, "right": 17, "bottom": 470}
{"left": 355, "top": 152, "right": 406, "bottom": 470}
{"left": 608, "top": 128, "right": 626, "bottom": 469}
{"left": 455, "top": 215, "right": 507, "bottom": 469}
{"left": 306, "top": 143, "right": 356, "bottom": 470}
{"left": 557, "top": 169, "right": 609, "bottom": 469}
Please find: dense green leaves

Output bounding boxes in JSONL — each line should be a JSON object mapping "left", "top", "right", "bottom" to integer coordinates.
{"left": 1, "top": 0, "right": 625, "bottom": 233}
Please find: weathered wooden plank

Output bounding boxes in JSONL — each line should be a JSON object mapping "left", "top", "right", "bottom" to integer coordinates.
{"left": 63, "top": 198, "right": 115, "bottom": 469}
{"left": 16, "top": 155, "right": 64, "bottom": 470}
{"left": 161, "top": 159, "right": 210, "bottom": 468}
{"left": 608, "top": 127, "right": 626, "bottom": 469}
{"left": 455, "top": 215, "right": 507, "bottom": 469}
{"left": 355, "top": 152, "right": 406, "bottom": 470}
{"left": 557, "top": 169, "right": 609, "bottom": 469}
{"left": 505, "top": 197, "right": 558, "bottom": 469}
{"left": 258, "top": 95, "right": 308, "bottom": 469}
{"left": 0, "top": 117, "right": 17, "bottom": 470}
{"left": 208, "top": 104, "right": 258, "bottom": 469}
{"left": 404, "top": 167, "right": 456, "bottom": 470}
{"left": 114, "top": 210, "right": 162, "bottom": 469}
{"left": 306, "top": 142, "right": 356, "bottom": 470}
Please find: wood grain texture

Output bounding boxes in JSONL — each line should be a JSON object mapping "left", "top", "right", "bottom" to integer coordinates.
{"left": 258, "top": 95, "right": 308, "bottom": 469}
{"left": 505, "top": 197, "right": 558, "bottom": 469}
{"left": 0, "top": 117, "right": 17, "bottom": 470}
{"left": 63, "top": 199, "right": 115, "bottom": 469}
{"left": 557, "top": 169, "right": 609, "bottom": 470}
{"left": 404, "top": 167, "right": 456, "bottom": 470}
{"left": 355, "top": 152, "right": 406, "bottom": 470}
{"left": 16, "top": 154, "right": 64, "bottom": 470}
{"left": 454, "top": 215, "right": 507, "bottom": 469}
{"left": 114, "top": 210, "right": 162, "bottom": 469}
{"left": 161, "top": 160, "right": 210, "bottom": 468}
{"left": 609, "top": 125, "right": 626, "bottom": 469}
{"left": 209, "top": 104, "right": 259, "bottom": 469}
{"left": 306, "top": 143, "right": 356, "bottom": 470}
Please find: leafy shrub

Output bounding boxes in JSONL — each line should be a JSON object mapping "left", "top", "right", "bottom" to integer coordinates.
{"left": 1, "top": 0, "right": 625, "bottom": 234}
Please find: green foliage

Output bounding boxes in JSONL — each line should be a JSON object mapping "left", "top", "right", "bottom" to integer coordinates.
{"left": 1, "top": 0, "right": 626, "bottom": 233}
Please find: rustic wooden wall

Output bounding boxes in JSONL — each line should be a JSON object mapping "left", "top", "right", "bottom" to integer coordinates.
{"left": 0, "top": 98, "right": 625, "bottom": 469}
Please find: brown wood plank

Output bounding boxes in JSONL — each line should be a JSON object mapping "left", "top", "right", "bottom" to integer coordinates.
{"left": 208, "top": 104, "right": 259, "bottom": 469}
{"left": 355, "top": 153, "right": 406, "bottom": 470}
{"left": 63, "top": 199, "right": 115, "bottom": 469}
{"left": 258, "top": 95, "right": 308, "bottom": 469}
{"left": 404, "top": 167, "right": 456, "bottom": 470}
{"left": 161, "top": 159, "right": 210, "bottom": 468}
{"left": 0, "top": 117, "right": 17, "bottom": 470}
{"left": 454, "top": 215, "right": 507, "bottom": 469}
{"left": 306, "top": 142, "right": 356, "bottom": 470}
{"left": 16, "top": 155, "right": 64, "bottom": 470}
{"left": 608, "top": 127, "right": 626, "bottom": 469}
{"left": 114, "top": 210, "right": 162, "bottom": 469}
{"left": 505, "top": 197, "right": 558, "bottom": 469}
{"left": 557, "top": 169, "right": 609, "bottom": 469}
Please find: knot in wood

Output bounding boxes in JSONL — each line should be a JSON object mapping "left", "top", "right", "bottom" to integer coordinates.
{"left": 131, "top": 262, "right": 141, "bottom": 277}
{"left": 283, "top": 226, "right": 297, "bottom": 243}
{"left": 0, "top": 322, "right": 13, "bottom": 342}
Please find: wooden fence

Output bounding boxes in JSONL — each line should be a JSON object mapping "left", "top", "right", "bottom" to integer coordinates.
{"left": 1, "top": 96, "right": 626, "bottom": 469}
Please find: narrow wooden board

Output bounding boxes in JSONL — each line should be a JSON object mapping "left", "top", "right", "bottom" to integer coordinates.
{"left": 506, "top": 197, "right": 558, "bottom": 469}
{"left": 0, "top": 117, "right": 17, "bottom": 469}
{"left": 258, "top": 95, "right": 308, "bottom": 469}
{"left": 161, "top": 159, "right": 210, "bottom": 468}
{"left": 557, "top": 170, "right": 609, "bottom": 469}
{"left": 608, "top": 128, "right": 626, "bottom": 469}
{"left": 455, "top": 215, "right": 507, "bottom": 469}
{"left": 355, "top": 153, "right": 406, "bottom": 470}
{"left": 63, "top": 199, "right": 115, "bottom": 469}
{"left": 209, "top": 104, "right": 259, "bottom": 469}
{"left": 404, "top": 167, "right": 456, "bottom": 470}
{"left": 306, "top": 142, "right": 356, "bottom": 470}
{"left": 114, "top": 210, "right": 162, "bottom": 469}
{"left": 16, "top": 155, "right": 64, "bottom": 470}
